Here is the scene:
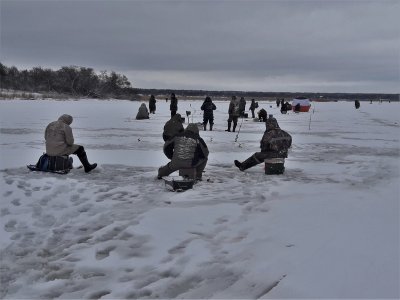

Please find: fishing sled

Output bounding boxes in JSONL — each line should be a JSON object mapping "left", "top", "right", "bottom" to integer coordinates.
{"left": 163, "top": 168, "right": 197, "bottom": 192}
{"left": 27, "top": 153, "right": 73, "bottom": 175}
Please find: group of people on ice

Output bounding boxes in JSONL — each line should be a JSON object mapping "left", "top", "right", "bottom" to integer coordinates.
{"left": 40, "top": 94, "right": 292, "bottom": 180}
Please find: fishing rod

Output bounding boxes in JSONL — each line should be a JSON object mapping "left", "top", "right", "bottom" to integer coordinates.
{"left": 234, "top": 116, "right": 245, "bottom": 142}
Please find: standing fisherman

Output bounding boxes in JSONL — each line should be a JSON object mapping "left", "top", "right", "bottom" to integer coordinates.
{"left": 201, "top": 96, "right": 217, "bottom": 131}
{"left": 239, "top": 97, "right": 246, "bottom": 117}
{"left": 149, "top": 95, "right": 156, "bottom": 114}
{"left": 249, "top": 99, "right": 258, "bottom": 118}
{"left": 226, "top": 96, "right": 240, "bottom": 132}
{"left": 170, "top": 93, "right": 178, "bottom": 117}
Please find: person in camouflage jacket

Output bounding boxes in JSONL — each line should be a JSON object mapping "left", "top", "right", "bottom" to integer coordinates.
{"left": 234, "top": 116, "right": 292, "bottom": 171}
{"left": 158, "top": 123, "right": 209, "bottom": 180}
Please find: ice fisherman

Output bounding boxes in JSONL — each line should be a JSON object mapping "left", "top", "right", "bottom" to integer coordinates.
{"left": 149, "top": 95, "right": 156, "bottom": 114}
{"left": 249, "top": 99, "right": 258, "bottom": 118}
{"left": 258, "top": 108, "right": 267, "bottom": 122}
{"left": 158, "top": 123, "right": 209, "bottom": 181}
{"left": 170, "top": 93, "right": 178, "bottom": 117}
{"left": 234, "top": 115, "right": 292, "bottom": 172}
{"left": 226, "top": 95, "right": 240, "bottom": 132}
{"left": 45, "top": 114, "right": 97, "bottom": 173}
{"left": 200, "top": 96, "right": 216, "bottom": 131}
{"left": 136, "top": 103, "right": 150, "bottom": 120}
{"left": 239, "top": 97, "right": 246, "bottom": 117}
{"left": 162, "top": 113, "right": 184, "bottom": 142}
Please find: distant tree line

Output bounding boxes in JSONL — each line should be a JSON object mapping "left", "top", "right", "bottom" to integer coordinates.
{"left": 138, "top": 88, "right": 399, "bottom": 102}
{"left": 0, "top": 62, "right": 137, "bottom": 99}
{"left": 0, "top": 62, "right": 397, "bottom": 101}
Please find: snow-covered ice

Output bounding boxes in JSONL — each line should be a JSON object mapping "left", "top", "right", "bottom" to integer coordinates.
{"left": 0, "top": 98, "right": 399, "bottom": 299}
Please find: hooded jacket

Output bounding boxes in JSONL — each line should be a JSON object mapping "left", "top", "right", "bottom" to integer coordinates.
{"left": 228, "top": 97, "right": 240, "bottom": 117}
{"left": 45, "top": 114, "right": 80, "bottom": 156}
{"left": 260, "top": 118, "right": 292, "bottom": 157}
{"left": 163, "top": 123, "right": 209, "bottom": 167}
{"left": 201, "top": 97, "right": 217, "bottom": 119}
{"left": 136, "top": 103, "right": 150, "bottom": 120}
{"left": 163, "top": 113, "right": 184, "bottom": 141}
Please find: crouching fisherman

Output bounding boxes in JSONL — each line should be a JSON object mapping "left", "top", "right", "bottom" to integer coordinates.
{"left": 234, "top": 115, "right": 292, "bottom": 173}
{"left": 158, "top": 123, "right": 209, "bottom": 181}
{"left": 45, "top": 114, "right": 97, "bottom": 173}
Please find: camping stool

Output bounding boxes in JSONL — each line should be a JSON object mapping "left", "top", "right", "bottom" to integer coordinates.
{"left": 179, "top": 168, "right": 197, "bottom": 180}
{"left": 264, "top": 158, "right": 285, "bottom": 175}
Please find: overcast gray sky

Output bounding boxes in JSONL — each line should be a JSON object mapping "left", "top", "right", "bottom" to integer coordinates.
{"left": 1, "top": 0, "right": 399, "bottom": 93}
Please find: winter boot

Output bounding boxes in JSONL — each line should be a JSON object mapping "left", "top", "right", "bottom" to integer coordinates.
{"left": 234, "top": 155, "right": 259, "bottom": 171}
{"left": 77, "top": 149, "right": 97, "bottom": 173}
{"left": 210, "top": 123, "right": 213, "bottom": 131}
{"left": 203, "top": 123, "right": 207, "bottom": 131}
{"left": 225, "top": 122, "right": 231, "bottom": 132}
{"left": 232, "top": 124, "right": 237, "bottom": 132}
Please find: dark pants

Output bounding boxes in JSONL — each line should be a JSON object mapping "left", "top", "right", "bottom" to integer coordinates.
{"left": 171, "top": 110, "right": 177, "bottom": 117}
{"left": 158, "top": 158, "right": 208, "bottom": 179}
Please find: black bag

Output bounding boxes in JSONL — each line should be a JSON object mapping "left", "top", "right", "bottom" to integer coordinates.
{"left": 36, "top": 153, "right": 73, "bottom": 171}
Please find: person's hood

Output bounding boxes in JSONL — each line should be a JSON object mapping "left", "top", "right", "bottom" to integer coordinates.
{"left": 185, "top": 123, "right": 199, "bottom": 135}
{"left": 58, "top": 114, "right": 73, "bottom": 125}
{"left": 266, "top": 117, "right": 279, "bottom": 130}
{"left": 171, "top": 113, "right": 182, "bottom": 122}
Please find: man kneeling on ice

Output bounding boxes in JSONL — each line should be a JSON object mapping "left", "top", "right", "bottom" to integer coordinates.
{"left": 158, "top": 123, "right": 209, "bottom": 181}
{"left": 234, "top": 115, "right": 292, "bottom": 173}
{"left": 45, "top": 114, "right": 97, "bottom": 173}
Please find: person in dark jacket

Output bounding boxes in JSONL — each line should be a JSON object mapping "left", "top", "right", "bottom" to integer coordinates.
{"left": 276, "top": 98, "right": 280, "bottom": 107}
{"left": 249, "top": 99, "right": 258, "bottom": 118}
{"left": 226, "top": 96, "right": 240, "bottom": 132}
{"left": 258, "top": 108, "right": 267, "bottom": 122}
{"left": 170, "top": 93, "right": 178, "bottom": 117}
{"left": 234, "top": 116, "right": 292, "bottom": 172}
{"left": 239, "top": 97, "right": 246, "bottom": 117}
{"left": 163, "top": 113, "right": 184, "bottom": 142}
{"left": 355, "top": 100, "right": 360, "bottom": 109}
{"left": 158, "top": 123, "right": 209, "bottom": 180}
{"left": 149, "top": 95, "right": 156, "bottom": 114}
{"left": 200, "top": 96, "right": 217, "bottom": 131}
{"left": 136, "top": 103, "right": 150, "bottom": 120}
{"left": 45, "top": 114, "right": 97, "bottom": 173}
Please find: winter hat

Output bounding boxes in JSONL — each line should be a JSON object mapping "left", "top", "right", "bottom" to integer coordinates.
{"left": 185, "top": 123, "right": 199, "bottom": 135}
{"left": 58, "top": 114, "right": 73, "bottom": 125}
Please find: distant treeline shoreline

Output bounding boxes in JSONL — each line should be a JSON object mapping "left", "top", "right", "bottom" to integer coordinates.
{"left": 0, "top": 63, "right": 398, "bottom": 101}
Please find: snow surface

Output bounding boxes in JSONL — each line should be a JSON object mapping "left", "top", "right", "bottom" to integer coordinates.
{"left": 0, "top": 98, "right": 399, "bottom": 299}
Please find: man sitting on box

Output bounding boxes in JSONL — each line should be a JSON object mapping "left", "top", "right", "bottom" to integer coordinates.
{"left": 234, "top": 115, "right": 292, "bottom": 174}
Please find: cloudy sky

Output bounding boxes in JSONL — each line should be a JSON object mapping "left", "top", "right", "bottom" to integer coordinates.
{"left": 1, "top": 0, "right": 399, "bottom": 93}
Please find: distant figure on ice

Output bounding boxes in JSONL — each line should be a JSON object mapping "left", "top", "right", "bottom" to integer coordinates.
{"left": 226, "top": 96, "right": 240, "bottom": 132}
{"left": 158, "top": 123, "right": 209, "bottom": 181}
{"left": 354, "top": 100, "right": 360, "bottom": 109}
{"left": 280, "top": 102, "right": 288, "bottom": 114}
{"left": 136, "top": 103, "right": 150, "bottom": 120}
{"left": 201, "top": 96, "right": 216, "bottom": 131}
{"left": 239, "top": 97, "right": 246, "bottom": 117}
{"left": 149, "top": 95, "right": 156, "bottom": 114}
{"left": 163, "top": 113, "right": 184, "bottom": 142}
{"left": 45, "top": 114, "right": 97, "bottom": 173}
{"left": 280, "top": 98, "right": 285, "bottom": 108}
{"left": 249, "top": 99, "right": 258, "bottom": 118}
{"left": 234, "top": 116, "right": 292, "bottom": 173}
{"left": 276, "top": 98, "right": 280, "bottom": 107}
{"left": 258, "top": 108, "right": 267, "bottom": 122}
{"left": 170, "top": 93, "right": 178, "bottom": 117}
